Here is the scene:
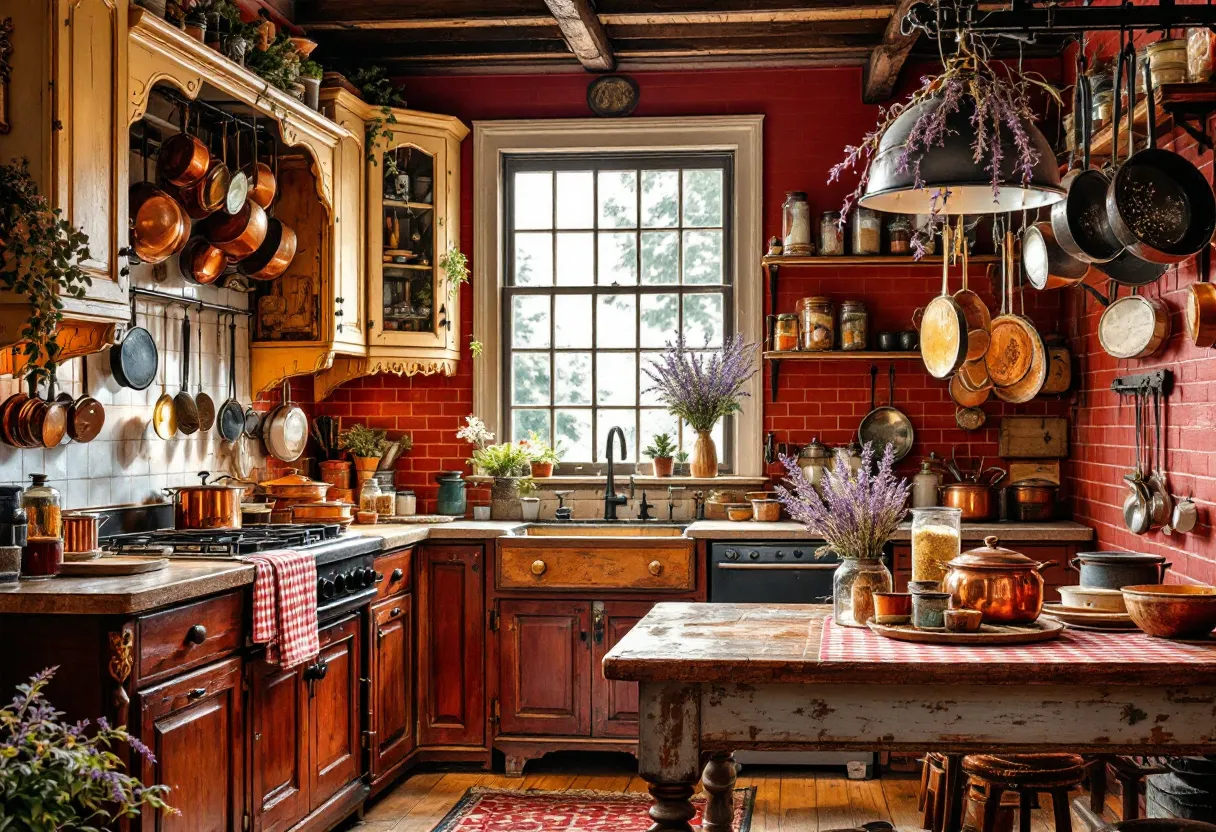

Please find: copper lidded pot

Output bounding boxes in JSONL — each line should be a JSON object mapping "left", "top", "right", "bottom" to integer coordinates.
{"left": 942, "top": 535, "right": 1054, "bottom": 624}
{"left": 940, "top": 482, "right": 993, "bottom": 521}
{"left": 165, "top": 471, "right": 244, "bottom": 530}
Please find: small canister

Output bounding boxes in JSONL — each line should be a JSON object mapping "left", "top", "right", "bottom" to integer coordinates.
{"left": 781, "top": 191, "right": 814, "bottom": 256}
{"left": 851, "top": 207, "right": 882, "bottom": 255}
{"left": 839, "top": 299, "right": 868, "bottom": 351}
{"left": 22, "top": 537, "right": 63, "bottom": 580}
{"left": 771, "top": 313, "right": 799, "bottom": 352}
{"left": 819, "top": 211, "right": 844, "bottom": 256}
{"left": 797, "top": 296, "right": 834, "bottom": 351}
{"left": 319, "top": 460, "right": 353, "bottom": 491}
{"left": 396, "top": 490, "right": 417, "bottom": 517}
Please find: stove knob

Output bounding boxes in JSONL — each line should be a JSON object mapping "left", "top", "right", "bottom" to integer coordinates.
{"left": 360, "top": 567, "right": 375, "bottom": 588}
{"left": 748, "top": 550, "right": 760, "bottom": 560}
{"left": 724, "top": 549, "right": 739, "bottom": 561}
{"left": 317, "top": 577, "right": 335, "bottom": 600}
{"left": 793, "top": 549, "right": 804, "bottom": 558}
{"left": 775, "top": 550, "right": 785, "bottom": 559}
{"left": 333, "top": 573, "right": 346, "bottom": 593}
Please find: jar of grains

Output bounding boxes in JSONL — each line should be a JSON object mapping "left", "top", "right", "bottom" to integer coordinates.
{"left": 839, "top": 299, "right": 868, "bottom": 351}
{"left": 910, "top": 507, "right": 962, "bottom": 586}
{"left": 888, "top": 217, "right": 912, "bottom": 255}
{"left": 23, "top": 474, "right": 61, "bottom": 539}
{"left": 782, "top": 191, "right": 814, "bottom": 255}
{"left": 359, "top": 478, "right": 382, "bottom": 513}
{"left": 796, "top": 297, "right": 834, "bottom": 351}
{"left": 820, "top": 211, "right": 844, "bottom": 255}
{"left": 851, "top": 207, "right": 882, "bottom": 255}
{"left": 771, "top": 313, "right": 799, "bottom": 352}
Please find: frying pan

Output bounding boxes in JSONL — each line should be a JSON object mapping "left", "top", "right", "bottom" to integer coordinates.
{"left": 1106, "top": 43, "right": 1216, "bottom": 265}
{"left": 264, "top": 380, "right": 309, "bottom": 462}
{"left": 217, "top": 318, "right": 244, "bottom": 443}
{"left": 919, "top": 223, "right": 969, "bottom": 379}
{"left": 952, "top": 243, "right": 991, "bottom": 361}
{"left": 67, "top": 354, "right": 104, "bottom": 443}
{"left": 858, "top": 364, "right": 914, "bottom": 462}
{"left": 992, "top": 277, "right": 1048, "bottom": 404}
{"left": 110, "top": 300, "right": 158, "bottom": 391}
{"left": 174, "top": 310, "right": 200, "bottom": 436}
{"left": 153, "top": 309, "right": 178, "bottom": 441}
{"left": 195, "top": 313, "right": 215, "bottom": 432}
{"left": 1099, "top": 285, "right": 1171, "bottom": 359}
{"left": 950, "top": 373, "right": 990, "bottom": 408}
{"left": 40, "top": 375, "right": 68, "bottom": 449}
{"left": 985, "top": 233, "right": 1039, "bottom": 390}
{"left": 1187, "top": 245, "right": 1216, "bottom": 347}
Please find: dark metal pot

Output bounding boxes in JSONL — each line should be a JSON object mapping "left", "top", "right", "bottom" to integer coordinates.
{"left": 1071, "top": 550, "right": 1170, "bottom": 589}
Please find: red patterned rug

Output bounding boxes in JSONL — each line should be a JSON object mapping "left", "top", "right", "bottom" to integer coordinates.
{"left": 431, "top": 786, "right": 755, "bottom": 831}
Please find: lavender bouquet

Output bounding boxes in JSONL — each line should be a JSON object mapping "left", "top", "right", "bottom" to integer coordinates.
{"left": 776, "top": 441, "right": 909, "bottom": 561}
{"left": 642, "top": 334, "right": 757, "bottom": 433}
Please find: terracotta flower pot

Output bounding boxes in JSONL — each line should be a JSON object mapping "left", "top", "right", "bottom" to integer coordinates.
{"left": 353, "top": 456, "right": 380, "bottom": 485}
{"left": 319, "top": 460, "right": 352, "bottom": 491}
{"left": 690, "top": 430, "right": 718, "bottom": 478}
{"left": 530, "top": 461, "right": 554, "bottom": 478}
{"left": 652, "top": 457, "right": 675, "bottom": 477}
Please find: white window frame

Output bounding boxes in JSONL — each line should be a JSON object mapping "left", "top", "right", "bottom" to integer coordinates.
{"left": 473, "top": 116, "right": 764, "bottom": 477}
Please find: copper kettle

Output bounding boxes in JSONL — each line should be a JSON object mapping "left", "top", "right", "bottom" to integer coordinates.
{"left": 942, "top": 536, "right": 1055, "bottom": 624}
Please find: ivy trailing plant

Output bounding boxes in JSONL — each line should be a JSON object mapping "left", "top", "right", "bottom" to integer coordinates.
{"left": 349, "top": 66, "right": 404, "bottom": 164}
{"left": 0, "top": 159, "right": 92, "bottom": 388}
{"left": 246, "top": 32, "right": 301, "bottom": 92}
{"left": 439, "top": 246, "right": 469, "bottom": 301}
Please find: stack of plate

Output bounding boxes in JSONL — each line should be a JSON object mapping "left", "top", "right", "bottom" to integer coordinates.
{"left": 1042, "top": 603, "right": 1138, "bottom": 631}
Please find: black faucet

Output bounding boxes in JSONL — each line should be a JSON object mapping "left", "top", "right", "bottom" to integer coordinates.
{"left": 603, "top": 426, "right": 629, "bottom": 521}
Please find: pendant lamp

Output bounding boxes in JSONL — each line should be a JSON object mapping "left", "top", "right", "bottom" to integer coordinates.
{"left": 859, "top": 94, "right": 1065, "bottom": 215}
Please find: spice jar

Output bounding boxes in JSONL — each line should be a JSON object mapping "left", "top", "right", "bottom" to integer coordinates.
{"left": 839, "top": 299, "right": 868, "bottom": 351}
{"left": 359, "top": 478, "right": 382, "bottom": 513}
{"left": 819, "top": 211, "right": 844, "bottom": 256}
{"left": 851, "top": 207, "right": 882, "bottom": 255}
{"left": 888, "top": 217, "right": 912, "bottom": 255}
{"left": 910, "top": 507, "right": 961, "bottom": 586}
{"left": 23, "top": 474, "right": 61, "bottom": 539}
{"left": 782, "top": 191, "right": 814, "bottom": 256}
{"left": 376, "top": 489, "right": 396, "bottom": 517}
{"left": 771, "top": 313, "right": 799, "bottom": 352}
{"left": 796, "top": 296, "right": 834, "bottom": 351}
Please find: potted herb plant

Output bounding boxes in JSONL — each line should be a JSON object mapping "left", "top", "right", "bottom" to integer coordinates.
{"left": 776, "top": 442, "right": 910, "bottom": 628}
{"left": 644, "top": 433, "right": 678, "bottom": 477}
{"left": 183, "top": 0, "right": 209, "bottom": 41}
{"left": 518, "top": 476, "right": 541, "bottom": 521}
{"left": 339, "top": 423, "right": 389, "bottom": 483}
{"left": 300, "top": 60, "right": 323, "bottom": 110}
{"left": 470, "top": 441, "right": 533, "bottom": 520}
{"left": 349, "top": 65, "right": 404, "bottom": 164}
{"left": 674, "top": 450, "right": 690, "bottom": 476}
{"left": 216, "top": 0, "right": 258, "bottom": 66}
{"left": 643, "top": 334, "right": 757, "bottom": 479}
{"left": 1, "top": 669, "right": 173, "bottom": 827}
{"left": 523, "top": 431, "right": 563, "bottom": 478}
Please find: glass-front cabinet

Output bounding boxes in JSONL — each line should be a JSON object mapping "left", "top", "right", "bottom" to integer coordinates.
{"left": 313, "top": 92, "right": 468, "bottom": 401}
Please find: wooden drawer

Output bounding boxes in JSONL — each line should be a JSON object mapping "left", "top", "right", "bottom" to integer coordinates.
{"left": 138, "top": 591, "right": 244, "bottom": 684}
{"left": 375, "top": 547, "right": 414, "bottom": 601}
{"left": 497, "top": 541, "right": 695, "bottom": 592}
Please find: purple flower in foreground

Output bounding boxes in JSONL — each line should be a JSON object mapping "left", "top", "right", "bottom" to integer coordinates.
{"left": 775, "top": 442, "right": 910, "bottom": 560}
{"left": 642, "top": 334, "right": 758, "bottom": 433}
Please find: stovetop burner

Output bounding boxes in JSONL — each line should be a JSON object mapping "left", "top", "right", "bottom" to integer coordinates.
{"left": 102, "top": 524, "right": 344, "bottom": 557}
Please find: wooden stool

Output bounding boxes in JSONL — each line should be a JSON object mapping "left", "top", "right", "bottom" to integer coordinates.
{"left": 963, "top": 753, "right": 1088, "bottom": 832}
{"left": 1086, "top": 755, "right": 1168, "bottom": 820}
{"left": 920, "top": 753, "right": 967, "bottom": 832}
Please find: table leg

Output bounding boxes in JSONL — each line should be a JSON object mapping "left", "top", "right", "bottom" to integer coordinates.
{"left": 701, "top": 752, "right": 738, "bottom": 832}
{"left": 638, "top": 681, "right": 701, "bottom": 832}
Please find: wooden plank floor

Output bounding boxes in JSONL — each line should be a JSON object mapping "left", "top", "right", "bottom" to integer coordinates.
{"left": 350, "top": 754, "right": 1124, "bottom": 832}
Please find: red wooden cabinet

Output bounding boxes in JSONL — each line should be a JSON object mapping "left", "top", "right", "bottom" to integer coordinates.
{"left": 418, "top": 544, "right": 485, "bottom": 748}
{"left": 591, "top": 601, "right": 650, "bottom": 738}
{"left": 369, "top": 594, "right": 414, "bottom": 783}
{"left": 308, "top": 615, "right": 361, "bottom": 812}
{"left": 498, "top": 599, "right": 591, "bottom": 736}
{"left": 137, "top": 657, "right": 245, "bottom": 832}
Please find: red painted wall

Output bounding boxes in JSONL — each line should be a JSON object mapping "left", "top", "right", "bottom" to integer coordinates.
{"left": 305, "top": 62, "right": 1078, "bottom": 511}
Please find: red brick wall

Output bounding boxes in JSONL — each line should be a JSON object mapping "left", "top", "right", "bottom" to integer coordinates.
{"left": 303, "top": 61, "right": 1075, "bottom": 511}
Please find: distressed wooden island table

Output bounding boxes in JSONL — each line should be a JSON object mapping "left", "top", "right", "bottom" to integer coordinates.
{"left": 602, "top": 603, "right": 1216, "bottom": 832}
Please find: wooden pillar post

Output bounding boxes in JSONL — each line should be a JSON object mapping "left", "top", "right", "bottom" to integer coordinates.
{"left": 638, "top": 681, "right": 701, "bottom": 832}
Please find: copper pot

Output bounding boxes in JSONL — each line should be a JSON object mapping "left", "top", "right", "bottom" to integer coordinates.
{"left": 248, "top": 162, "right": 277, "bottom": 209}
{"left": 291, "top": 500, "right": 354, "bottom": 525}
{"left": 1008, "top": 478, "right": 1059, "bottom": 522}
{"left": 239, "top": 219, "right": 296, "bottom": 281}
{"left": 62, "top": 512, "right": 105, "bottom": 553}
{"left": 941, "top": 482, "right": 993, "bottom": 521}
{"left": 179, "top": 158, "right": 232, "bottom": 220}
{"left": 130, "top": 182, "right": 189, "bottom": 264}
{"left": 158, "top": 130, "right": 211, "bottom": 188}
{"left": 259, "top": 468, "right": 332, "bottom": 502}
{"left": 205, "top": 199, "right": 267, "bottom": 260}
{"left": 180, "top": 236, "right": 229, "bottom": 285}
{"left": 166, "top": 471, "right": 244, "bottom": 530}
{"left": 943, "top": 535, "right": 1054, "bottom": 624}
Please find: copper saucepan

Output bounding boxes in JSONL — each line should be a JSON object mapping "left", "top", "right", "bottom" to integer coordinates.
{"left": 130, "top": 181, "right": 189, "bottom": 264}
{"left": 180, "top": 236, "right": 228, "bottom": 285}
{"left": 165, "top": 471, "right": 244, "bottom": 530}
{"left": 240, "top": 218, "right": 297, "bottom": 281}
{"left": 205, "top": 199, "right": 268, "bottom": 260}
{"left": 157, "top": 105, "right": 211, "bottom": 188}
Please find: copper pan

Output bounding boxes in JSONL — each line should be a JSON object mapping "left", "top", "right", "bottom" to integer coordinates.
{"left": 180, "top": 237, "right": 228, "bottom": 285}
{"left": 985, "top": 232, "right": 1039, "bottom": 389}
{"left": 130, "top": 181, "right": 189, "bottom": 264}
{"left": 67, "top": 354, "right": 104, "bottom": 443}
{"left": 248, "top": 128, "right": 277, "bottom": 208}
{"left": 157, "top": 105, "right": 210, "bottom": 188}
{"left": 949, "top": 373, "right": 990, "bottom": 407}
{"left": 239, "top": 219, "right": 296, "bottom": 281}
{"left": 179, "top": 158, "right": 231, "bottom": 220}
{"left": 205, "top": 199, "right": 267, "bottom": 260}
{"left": 952, "top": 244, "right": 991, "bottom": 361}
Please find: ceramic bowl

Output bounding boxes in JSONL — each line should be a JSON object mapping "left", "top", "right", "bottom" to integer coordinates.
{"left": 1058, "top": 585, "right": 1127, "bottom": 613}
{"left": 1122, "top": 585, "right": 1216, "bottom": 639}
{"left": 725, "top": 503, "right": 753, "bottom": 522}
{"left": 750, "top": 499, "right": 781, "bottom": 522}
{"left": 944, "top": 608, "right": 984, "bottom": 633}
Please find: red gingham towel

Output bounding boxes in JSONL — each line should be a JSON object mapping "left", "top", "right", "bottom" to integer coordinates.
{"left": 242, "top": 550, "right": 319, "bottom": 669}
{"left": 819, "top": 615, "right": 1216, "bottom": 664}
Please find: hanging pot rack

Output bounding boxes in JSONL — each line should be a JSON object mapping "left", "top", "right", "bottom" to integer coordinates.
{"left": 907, "top": 0, "right": 1216, "bottom": 41}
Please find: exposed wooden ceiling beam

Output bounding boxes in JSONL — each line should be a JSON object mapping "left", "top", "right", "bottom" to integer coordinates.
{"left": 862, "top": 0, "right": 920, "bottom": 103}
{"left": 542, "top": 0, "right": 616, "bottom": 71}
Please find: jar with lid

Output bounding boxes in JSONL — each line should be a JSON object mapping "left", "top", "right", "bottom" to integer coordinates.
{"left": 396, "top": 490, "right": 417, "bottom": 517}
{"left": 912, "top": 454, "right": 942, "bottom": 508}
{"left": 819, "top": 211, "right": 844, "bottom": 255}
{"left": 839, "top": 300, "right": 868, "bottom": 351}
{"left": 833, "top": 441, "right": 864, "bottom": 477}
{"left": 910, "top": 506, "right": 961, "bottom": 586}
{"left": 887, "top": 217, "right": 912, "bottom": 255}
{"left": 782, "top": 191, "right": 814, "bottom": 256}
{"left": 798, "top": 437, "right": 833, "bottom": 491}
{"left": 851, "top": 207, "right": 882, "bottom": 255}
{"left": 358, "top": 477, "right": 382, "bottom": 513}
{"left": 23, "top": 474, "right": 61, "bottom": 539}
{"left": 796, "top": 296, "right": 834, "bottom": 351}
{"left": 375, "top": 488, "right": 396, "bottom": 517}
{"left": 770, "top": 313, "right": 799, "bottom": 352}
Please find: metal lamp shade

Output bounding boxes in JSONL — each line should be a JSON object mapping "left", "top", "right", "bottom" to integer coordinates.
{"left": 859, "top": 95, "right": 1065, "bottom": 215}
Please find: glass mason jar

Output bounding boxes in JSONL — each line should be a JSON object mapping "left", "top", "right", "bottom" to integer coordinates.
{"left": 782, "top": 191, "right": 814, "bottom": 255}
{"left": 771, "top": 313, "right": 799, "bottom": 352}
{"left": 358, "top": 478, "right": 382, "bottom": 513}
{"left": 797, "top": 296, "right": 834, "bottom": 351}
{"left": 819, "top": 211, "right": 844, "bottom": 255}
{"left": 23, "top": 474, "right": 61, "bottom": 539}
{"left": 910, "top": 507, "right": 963, "bottom": 586}
{"left": 888, "top": 217, "right": 912, "bottom": 255}
{"left": 833, "top": 556, "right": 893, "bottom": 627}
{"left": 851, "top": 207, "right": 882, "bottom": 255}
{"left": 839, "top": 299, "right": 868, "bottom": 351}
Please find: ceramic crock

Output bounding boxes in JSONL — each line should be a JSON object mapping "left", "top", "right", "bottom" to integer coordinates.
{"left": 1071, "top": 551, "right": 1170, "bottom": 589}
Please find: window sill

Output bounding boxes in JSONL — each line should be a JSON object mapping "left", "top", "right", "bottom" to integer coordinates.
{"left": 465, "top": 474, "right": 770, "bottom": 489}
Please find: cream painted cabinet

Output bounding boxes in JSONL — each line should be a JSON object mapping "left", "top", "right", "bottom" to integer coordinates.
{"left": 313, "top": 92, "right": 468, "bottom": 401}
{"left": 319, "top": 91, "right": 368, "bottom": 354}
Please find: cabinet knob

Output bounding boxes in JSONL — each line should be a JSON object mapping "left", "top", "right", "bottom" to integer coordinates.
{"left": 648, "top": 560, "right": 663, "bottom": 577}
{"left": 186, "top": 687, "right": 207, "bottom": 701}
{"left": 185, "top": 624, "right": 207, "bottom": 645}
{"left": 530, "top": 560, "right": 547, "bottom": 576}
{"left": 391, "top": 567, "right": 404, "bottom": 582}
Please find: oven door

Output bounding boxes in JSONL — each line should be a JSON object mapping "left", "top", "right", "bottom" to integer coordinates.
{"left": 709, "top": 542, "right": 842, "bottom": 604}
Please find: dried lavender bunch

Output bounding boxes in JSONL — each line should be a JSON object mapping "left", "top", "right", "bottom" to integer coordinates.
{"left": 642, "top": 334, "right": 758, "bottom": 433}
{"left": 775, "top": 442, "right": 910, "bottom": 560}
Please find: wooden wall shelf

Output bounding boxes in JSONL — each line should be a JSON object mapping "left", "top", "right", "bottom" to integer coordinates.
{"left": 762, "top": 254, "right": 997, "bottom": 268}
{"left": 1082, "top": 82, "right": 1216, "bottom": 161}
{"left": 763, "top": 351, "right": 924, "bottom": 400}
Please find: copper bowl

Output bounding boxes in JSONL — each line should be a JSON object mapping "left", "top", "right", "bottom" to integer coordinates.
{"left": 1122, "top": 584, "right": 1216, "bottom": 639}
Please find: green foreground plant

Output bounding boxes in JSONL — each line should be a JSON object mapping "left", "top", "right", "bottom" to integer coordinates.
{"left": 470, "top": 442, "right": 533, "bottom": 478}
{"left": 339, "top": 423, "right": 389, "bottom": 458}
{"left": 644, "top": 433, "right": 678, "bottom": 460}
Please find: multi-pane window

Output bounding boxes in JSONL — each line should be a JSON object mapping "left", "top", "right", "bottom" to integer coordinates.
{"left": 503, "top": 152, "right": 733, "bottom": 469}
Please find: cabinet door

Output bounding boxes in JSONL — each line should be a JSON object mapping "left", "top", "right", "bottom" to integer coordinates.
{"left": 308, "top": 615, "right": 362, "bottom": 812}
{"left": 498, "top": 599, "right": 591, "bottom": 737}
{"left": 137, "top": 657, "right": 244, "bottom": 832}
{"left": 418, "top": 545, "right": 485, "bottom": 747}
{"left": 330, "top": 117, "right": 366, "bottom": 352}
{"left": 370, "top": 595, "right": 414, "bottom": 781}
{"left": 591, "top": 601, "right": 653, "bottom": 739}
{"left": 250, "top": 658, "right": 308, "bottom": 832}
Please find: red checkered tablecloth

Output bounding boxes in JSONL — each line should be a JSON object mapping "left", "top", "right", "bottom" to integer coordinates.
{"left": 819, "top": 616, "right": 1216, "bottom": 664}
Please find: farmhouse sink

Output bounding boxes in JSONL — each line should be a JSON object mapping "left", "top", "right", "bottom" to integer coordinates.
{"left": 499, "top": 523, "right": 696, "bottom": 591}
{"left": 514, "top": 522, "right": 687, "bottom": 538}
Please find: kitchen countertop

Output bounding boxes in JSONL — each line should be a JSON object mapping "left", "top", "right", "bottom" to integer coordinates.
{"left": 683, "top": 520, "right": 1095, "bottom": 542}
